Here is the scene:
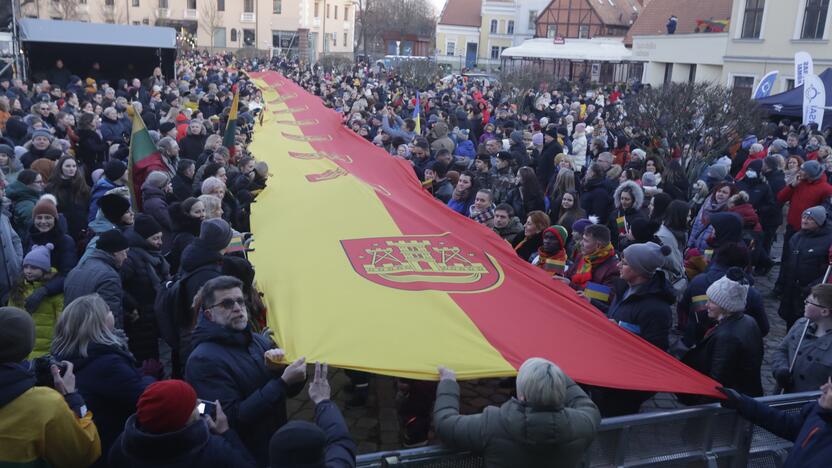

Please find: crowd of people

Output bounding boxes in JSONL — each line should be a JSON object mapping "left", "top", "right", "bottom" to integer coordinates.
{"left": 0, "top": 48, "right": 830, "bottom": 468}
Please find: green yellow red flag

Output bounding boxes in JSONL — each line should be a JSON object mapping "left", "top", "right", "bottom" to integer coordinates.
{"left": 246, "top": 71, "right": 721, "bottom": 397}
{"left": 223, "top": 85, "right": 240, "bottom": 158}
{"left": 126, "top": 106, "right": 163, "bottom": 210}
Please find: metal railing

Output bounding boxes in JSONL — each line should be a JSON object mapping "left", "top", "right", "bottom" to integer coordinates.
{"left": 357, "top": 391, "right": 819, "bottom": 467}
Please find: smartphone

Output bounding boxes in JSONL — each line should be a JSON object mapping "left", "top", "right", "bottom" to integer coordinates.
{"left": 197, "top": 399, "right": 217, "bottom": 419}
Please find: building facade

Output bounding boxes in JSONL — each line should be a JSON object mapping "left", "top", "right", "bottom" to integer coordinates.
{"left": 19, "top": 0, "right": 355, "bottom": 57}
{"left": 535, "top": 0, "right": 642, "bottom": 40}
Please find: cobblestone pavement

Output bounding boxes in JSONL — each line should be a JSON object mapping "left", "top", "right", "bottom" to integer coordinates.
{"left": 285, "top": 236, "right": 790, "bottom": 453}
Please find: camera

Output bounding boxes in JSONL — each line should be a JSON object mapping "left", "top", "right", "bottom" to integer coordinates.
{"left": 197, "top": 399, "right": 217, "bottom": 419}
{"left": 32, "top": 354, "right": 67, "bottom": 388}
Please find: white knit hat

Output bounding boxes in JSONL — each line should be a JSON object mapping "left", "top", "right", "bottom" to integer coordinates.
{"left": 706, "top": 267, "right": 749, "bottom": 313}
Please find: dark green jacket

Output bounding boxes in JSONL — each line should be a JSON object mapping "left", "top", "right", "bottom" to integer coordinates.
{"left": 433, "top": 377, "right": 600, "bottom": 468}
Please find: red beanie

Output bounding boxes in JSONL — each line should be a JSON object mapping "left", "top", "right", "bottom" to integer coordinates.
{"left": 136, "top": 380, "right": 197, "bottom": 434}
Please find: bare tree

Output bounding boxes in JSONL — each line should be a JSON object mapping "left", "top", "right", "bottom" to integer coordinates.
{"left": 101, "top": 1, "right": 126, "bottom": 24}
{"left": 355, "top": 0, "right": 436, "bottom": 58}
{"left": 499, "top": 66, "right": 546, "bottom": 108}
{"left": 18, "top": 0, "right": 40, "bottom": 18}
{"left": 395, "top": 59, "right": 441, "bottom": 90}
{"left": 199, "top": 0, "right": 223, "bottom": 50}
{"left": 50, "top": 0, "right": 84, "bottom": 20}
{"left": 607, "top": 82, "right": 766, "bottom": 182}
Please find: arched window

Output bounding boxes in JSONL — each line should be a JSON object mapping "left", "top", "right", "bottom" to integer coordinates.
{"left": 230, "top": 28, "right": 237, "bottom": 42}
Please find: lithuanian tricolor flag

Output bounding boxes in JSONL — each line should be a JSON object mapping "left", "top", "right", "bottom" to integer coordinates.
{"left": 223, "top": 85, "right": 240, "bottom": 158}
{"left": 126, "top": 106, "right": 163, "bottom": 211}
{"left": 615, "top": 215, "right": 627, "bottom": 235}
{"left": 246, "top": 71, "right": 721, "bottom": 398}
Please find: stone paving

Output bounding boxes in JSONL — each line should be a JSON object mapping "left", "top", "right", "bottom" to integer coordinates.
{"left": 285, "top": 236, "right": 791, "bottom": 453}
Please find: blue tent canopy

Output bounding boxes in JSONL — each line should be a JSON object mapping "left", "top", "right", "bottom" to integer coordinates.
{"left": 755, "top": 68, "right": 832, "bottom": 128}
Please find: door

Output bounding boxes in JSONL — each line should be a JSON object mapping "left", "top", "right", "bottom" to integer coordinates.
{"left": 213, "top": 27, "right": 226, "bottom": 48}
{"left": 465, "top": 43, "right": 477, "bottom": 68}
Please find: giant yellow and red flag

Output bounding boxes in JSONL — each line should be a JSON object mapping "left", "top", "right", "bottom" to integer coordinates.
{"left": 247, "top": 71, "right": 720, "bottom": 397}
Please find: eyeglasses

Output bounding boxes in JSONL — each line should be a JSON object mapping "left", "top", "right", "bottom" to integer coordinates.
{"left": 805, "top": 299, "right": 826, "bottom": 308}
{"left": 207, "top": 297, "right": 246, "bottom": 310}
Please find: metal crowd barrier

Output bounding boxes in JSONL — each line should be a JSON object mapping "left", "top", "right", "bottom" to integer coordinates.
{"left": 356, "top": 391, "right": 820, "bottom": 468}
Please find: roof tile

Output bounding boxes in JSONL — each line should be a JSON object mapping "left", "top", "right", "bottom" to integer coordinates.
{"left": 439, "top": 0, "right": 483, "bottom": 28}
{"left": 624, "top": 0, "right": 732, "bottom": 45}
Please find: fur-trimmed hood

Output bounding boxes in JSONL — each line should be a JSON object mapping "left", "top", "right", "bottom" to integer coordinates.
{"left": 613, "top": 180, "right": 644, "bottom": 211}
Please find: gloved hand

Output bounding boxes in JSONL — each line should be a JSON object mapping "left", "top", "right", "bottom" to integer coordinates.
{"left": 716, "top": 386, "right": 741, "bottom": 410}
{"left": 24, "top": 288, "right": 49, "bottom": 313}
{"left": 141, "top": 359, "right": 164, "bottom": 379}
{"left": 773, "top": 368, "right": 792, "bottom": 390}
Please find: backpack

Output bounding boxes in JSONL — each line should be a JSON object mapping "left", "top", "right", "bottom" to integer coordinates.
{"left": 155, "top": 264, "right": 216, "bottom": 349}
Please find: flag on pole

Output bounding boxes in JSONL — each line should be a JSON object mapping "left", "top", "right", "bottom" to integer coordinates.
{"left": 412, "top": 92, "right": 421, "bottom": 135}
{"left": 126, "top": 106, "right": 163, "bottom": 211}
{"left": 223, "top": 85, "right": 240, "bottom": 158}
{"left": 753, "top": 70, "right": 779, "bottom": 99}
{"left": 803, "top": 73, "right": 826, "bottom": 127}
{"left": 795, "top": 51, "right": 813, "bottom": 88}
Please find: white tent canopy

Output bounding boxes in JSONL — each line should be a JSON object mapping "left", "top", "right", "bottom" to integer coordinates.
{"left": 501, "top": 37, "right": 633, "bottom": 63}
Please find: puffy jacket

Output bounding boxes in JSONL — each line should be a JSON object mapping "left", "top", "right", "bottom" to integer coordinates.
{"left": 8, "top": 279, "right": 64, "bottom": 359}
{"left": 6, "top": 179, "right": 39, "bottom": 239}
{"left": 681, "top": 313, "right": 763, "bottom": 403}
{"left": 0, "top": 362, "right": 101, "bottom": 467}
{"left": 88, "top": 177, "right": 119, "bottom": 223}
{"left": 433, "top": 377, "right": 600, "bottom": 468}
{"left": 608, "top": 271, "right": 674, "bottom": 351}
{"left": 429, "top": 122, "right": 455, "bottom": 154}
{"left": 100, "top": 114, "right": 128, "bottom": 145}
{"left": 165, "top": 203, "right": 202, "bottom": 274}
{"left": 780, "top": 224, "right": 832, "bottom": 295}
{"left": 778, "top": 175, "right": 832, "bottom": 231}
{"left": 179, "top": 239, "right": 224, "bottom": 316}
{"left": 0, "top": 209, "right": 22, "bottom": 304}
{"left": 731, "top": 393, "right": 831, "bottom": 468}
{"left": 25, "top": 223, "right": 77, "bottom": 297}
{"left": 141, "top": 185, "right": 173, "bottom": 233}
{"left": 55, "top": 343, "right": 154, "bottom": 466}
{"left": 185, "top": 317, "right": 304, "bottom": 466}
{"left": 108, "top": 414, "right": 256, "bottom": 468}
{"left": 537, "top": 139, "right": 562, "bottom": 189}
{"left": 492, "top": 216, "right": 524, "bottom": 244}
{"left": 737, "top": 176, "right": 778, "bottom": 228}
{"left": 179, "top": 134, "right": 207, "bottom": 161}
{"left": 771, "top": 318, "right": 832, "bottom": 393}
{"left": 76, "top": 129, "right": 109, "bottom": 172}
{"left": 580, "top": 177, "right": 612, "bottom": 222}
{"left": 64, "top": 249, "right": 124, "bottom": 327}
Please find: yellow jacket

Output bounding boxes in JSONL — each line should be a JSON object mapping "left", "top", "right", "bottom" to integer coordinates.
{"left": 9, "top": 279, "right": 64, "bottom": 359}
{"left": 0, "top": 386, "right": 101, "bottom": 467}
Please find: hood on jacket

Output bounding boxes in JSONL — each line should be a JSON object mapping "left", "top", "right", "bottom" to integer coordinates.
{"left": 0, "top": 362, "right": 36, "bottom": 408}
{"left": 498, "top": 398, "right": 582, "bottom": 445}
{"left": 6, "top": 179, "right": 39, "bottom": 202}
{"left": 88, "top": 210, "right": 119, "bottom": 234}
{"left": 709, "top": 212, "right": 743, "bottom": 245}
{"left": 117, "top": 414, "right": 211, "bottom": 463}
{"left": 169, "top": 202, "right": 202, "bottom": 235}
{"left": 180, "top": 238, "right": 224, "bottom": 273}
{"left": 613, "top": 180, "right": 644, "bottom": 211}
{"left": 141, "top": 184, "right": 167, "bottom": 202}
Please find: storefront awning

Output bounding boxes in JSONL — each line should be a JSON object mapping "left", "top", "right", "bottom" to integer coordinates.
{"left": 501, "top": 37, "right": 633, "bottom": 63}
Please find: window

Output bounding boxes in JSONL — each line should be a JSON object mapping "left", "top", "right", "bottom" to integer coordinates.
{"left": 344, "top": 6, "right": 349, "bottom": 21}
{"left": 187, "top": 0, "right": 196, "bottom": 9}
{"left": 446, "top": 41, "right": 455, "bottom": 56}
{"left": 244, "top": 0, "right": 254, "bottom": 13}
{"left": 786, "top": 78, "right": 795, "bottom": 90}
{"left": 217, "top": 0, "right": 224, "bottom": 11}
{"left": 132, "top": 0, "right": 140, "bottom": 6}
{"left": 142, "top": 18, "right": 148, "bottom": 24}
{"left": 578, "top": 24, "right": 589, "bottom": 38}
{"left": 343, "top": 32, "right": 347, "bottom": 46}
{"left": 158, "top": 0, "right": 166, "bottom": 7}
{"left": 332, "top": 32, "right": 337, "bottom": 47}
{"left": 314, "top": 2, "right": 319, "bottom": 17}
{"left": 741, "top": 0, "right": 765, "bottom": 38}
{"left": 105, "top": 0, "right": 115, "bottom": 5}
{"left": 230, "top": 28, "right": 237, "bottom": 42}
{"left": 273, "top": 0, "right": 281, "bottom": 14}
{"left": 326, "top": 4, "right": 330, "bottom": 18}
{"left": 732, "top": 75, "right": 755, "bottom": 99}
{"left": 491, "top": 46, "right": 500, "bottom": 59}
{"left": 334, "top": 5, "right": 338, "bottom": 19}
{"left": 507, "top": 20, "right": 514, "bottom": 34}
{"left": 243, "top": 28, "right": 255, "bottom": 46}
{"left": 490, "top": 19, "right": 497, "bottom": 33}
{"left": 801, "top": 0, "right": 830, "bottom": 39}
{"left": 214, "top": 27, "right": 226, "bottom": 47}
{"left": 663, "top": 63, "right": 673, "bottom": 84}
{"left": 528, "top": 11, "right": 537, "bottom": 32}
{"left": 547, "top": 24, "right": 557, "bottom": 38}
{"left": 132, "top": 20, "right": 140, "bottom": 25}
{"left": 688, "top": 64, "right": 697, "bottom": 83}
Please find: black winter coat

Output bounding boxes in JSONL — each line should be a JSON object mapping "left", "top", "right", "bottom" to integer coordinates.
{"left": 122, "top": 229, "right": 170, "bottom": 362}
{"left": 64, "top": 249, "right": 124, "bottom": 327}
{"left": 581, "top": 177, "right": 612, "bottom": 222}
{"left": 20, "top": 146, "right": 62, "bottom": 169}
{"left": 47, "top": 178, "right": 90, "bottom": 241}
{"left": 779, "top": 224, "right": 832, "bottom": 325}
{"left": 185, "top": 318, "right": 304, "bottom": 467}
{"left": 608, "top": 271, "right": 674, "bottom": 351}
{"left": 737, "top": 177, "right": 777, "bottom": 228}
{"left": 179, "top": 134, "right": 207, "bottom": 161}
{"left": 171, "top": 174, "right": 194, "bottom": 202}
{"left": 76, "top": 129, "right": 109, "bottom": 172}
{"left": 537, "top": 140, "right": 562, "bottom": 189}
{"left": 165, "top": 205, "right": 202, "bottom": 274}
{"left": 179, "top": 239, "right": 224, "bottom": 319}
{"left": 109, "top": 414, "right": 256, "bottom": 468}
{"left": 681, "top": 313, "right": 763, "bottom": 403}
{"left": 141, "top": 186, "right": 173, "bottom": 233}
{"left": 57, "top": 343, "right": 154, "bottom": 466}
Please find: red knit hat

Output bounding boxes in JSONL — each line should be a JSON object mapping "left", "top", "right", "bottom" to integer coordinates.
{"left": 136, "top": 380, "right": 197, "bottom": 434}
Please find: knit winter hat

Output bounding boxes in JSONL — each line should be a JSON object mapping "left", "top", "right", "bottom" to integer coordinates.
{"left": 532, "top": 132, "right": 544, "bottom": 146}
{"left": 706, "top": 267, "right": 749, "bottom": 313}
{"left": 32, "top": 196, "right": 58, "bottom": 220}
{"left": 510, "top": 130, "right": 524, "bottom": 144}
{"left": 134, "top": 213, "right": 163, "bottom": 239}
{"left": 104, "top": 159, "right": 127, "bottom": 181}
{"left": 0, "top": 144, "right": 14, "bottom": 157}
{"left": 707, "top": 164, "right": 728, "bottom": 180}
{"left": 543, "top": 225, "right": 568, "bottom": 247}
{"left": 0, "top": 307, "right": 35, "bottom": 363}
{"left": 99, "top": 193, "right": 131, "bottom": 223}
{"left": 622, "top": 242, "right": 671, "bottom": 277}
{"left": 575, "top": 122, "right": 586, "bottom": 133}
{"left": 572, "top": 218, "right": 594, "bottom": 235}
{"left": 803, "top": 205, "right": 827, "bottom": 226}
{"left": 269, "top": 420, "right": 328, "bottom": 468}
{"left": 199, "top": 218, "right": 232, "bottom": 251}
{"left": 143, "top": 171, "right": 170, "bottom": 189}
{"left": 641, "top": 172, "right": 658, "bottom": 188}
{"left": 23, "top": 243, "right": 53, "bottom": 272}
{"left": 96, "top": 229, "right": 129, "bottom": 253}
{"left": 136, "top": 380, "right": 197, "bottom": 434}
{"left": 801, "top": 160, "right": 823, "bottom": 180}
{"left": 159, "top": 121, "right": 177, "bottom": 134}
{"left": 631, "top": 148, "right": 646, "bottom": 160}
{"left": 31, "top": 129, "right": 53, "bottom": 141}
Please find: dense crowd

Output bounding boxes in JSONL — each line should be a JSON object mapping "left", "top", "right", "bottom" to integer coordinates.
{"left": 0, "top": 49, "right": 829, "bottom": 468}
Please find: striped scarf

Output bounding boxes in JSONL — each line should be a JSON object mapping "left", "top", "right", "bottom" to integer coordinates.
{"left": 570, "top": 243, "right": 616, "bottom": 289}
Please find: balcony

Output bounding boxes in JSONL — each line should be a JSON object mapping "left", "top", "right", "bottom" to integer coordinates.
{"left": 156, "top": 8, "right": 170, "bottom": 19}
{"left": 184, "top": 9, "right": 197, "bottom": 20}
{"left": 240, "top": 12, "right": 256, "bottom": 23}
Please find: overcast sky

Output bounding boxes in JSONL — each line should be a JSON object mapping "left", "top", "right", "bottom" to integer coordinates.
{"left": 431, "top": 0, "right": 447, "bottom": 14}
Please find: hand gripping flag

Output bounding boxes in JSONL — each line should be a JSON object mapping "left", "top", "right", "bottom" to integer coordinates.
{"left": 245, "top": 71, "right": 722, "bottom": 398}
